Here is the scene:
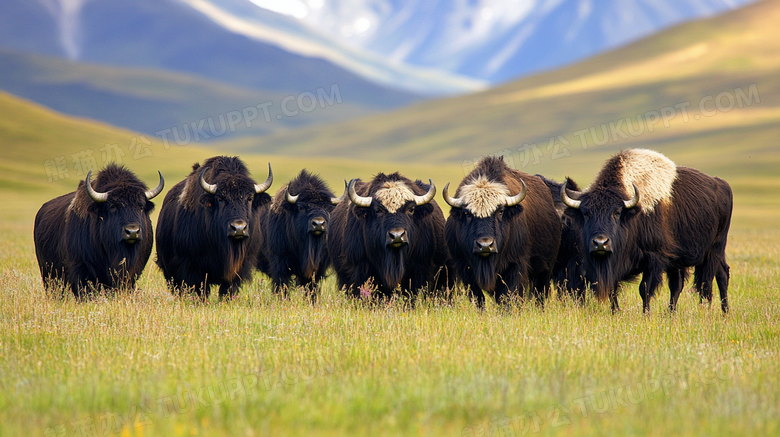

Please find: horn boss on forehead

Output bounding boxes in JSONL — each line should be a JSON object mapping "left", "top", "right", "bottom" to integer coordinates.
{"left": 455, "top": 175, "right": 515, "bottom": 218}
{"left": 373, "top": 180, "right": 416, "bottom": 213}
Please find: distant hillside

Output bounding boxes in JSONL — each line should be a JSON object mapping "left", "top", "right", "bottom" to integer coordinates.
{"left": 228, "top": 0, "right": 780, "bottom": 179}
{"left": 0, "top": 90, "right": 455, "bottom": 224}
{"left": 0, "top": 0, "right": 420, "bottom": 105}
{"left": 0, "top": 48, "right": 382, "bottom": 138}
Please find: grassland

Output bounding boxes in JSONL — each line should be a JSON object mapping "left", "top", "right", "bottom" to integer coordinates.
{"left": 1, "top": 83, "right": 779, "bottom": 437}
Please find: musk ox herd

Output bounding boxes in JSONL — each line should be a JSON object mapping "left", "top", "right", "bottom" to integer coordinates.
{"left": 33, "top": 149, "right": 733, "bottom": 313}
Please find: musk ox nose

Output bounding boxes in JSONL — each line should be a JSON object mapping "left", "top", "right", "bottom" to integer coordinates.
{"left": 473, "top": 236, "right": 497, "bottom": 256}
{"left": 310, "top": 216, "right": 326, "bottom": 235}
{"left": 123, "top": 224, "right": 141, "bottom": 243}
{"left": 228, "top": 219, "right": 248, "bottom": 239}
{"left": 591, "top": 235, "right": 612, "bottom": 254}
{"left": 386, "top": 227, "right": 408, "bottom": 248}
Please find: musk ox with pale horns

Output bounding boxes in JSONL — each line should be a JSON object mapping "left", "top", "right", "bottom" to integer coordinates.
{"left": 443, "top": 157, "right": 560, "bottom": 307}
{"left": 34, "top": 164, "right": 164, "bottom": 297}
{"left": 155, "top": 156, "right": 272, "bottom": 299}
{"left": 256, "top": 170, "right": 347, "bottom": 296}
{"left": 559, "top": 149, "right": 733, "bottom": 313}
{"left": 536, "top": 174, "right": 588, "bottom": 303}
{"left": 328, "top": 173, "right": 452, "bottom": 297}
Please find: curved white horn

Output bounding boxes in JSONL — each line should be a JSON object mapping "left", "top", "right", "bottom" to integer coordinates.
{"left": 199, "top": 167, "right": 217, "bottom": 194}
{"left": 85, "top": 171, "right": 109, "bottom": 203}
{"left": 347, "top": 179, "right": 372, "bottom": 208}
{"left": 145, "top": 171, "right": 165, "bottom": 199}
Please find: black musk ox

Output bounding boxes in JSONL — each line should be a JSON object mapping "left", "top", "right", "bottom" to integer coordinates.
{"left": 256, "top": 170, "right": 347, "bottom": 295}
{"left": 155, "top": 156, "right": 272, "bottom": 299}
{"left": 537, "top": 174, "right": 588, "bottom": 302}
{"left": 34, "top": 164, "right": 164, "bottom": 297}
{"left": 560, "top": 149, "right": 733, "bottom": 313}
{"left": 328, "top": 173, "right": 452, "bottom": 297}
{"left": 443, "top": 157, "right": 560, "bottom": 306}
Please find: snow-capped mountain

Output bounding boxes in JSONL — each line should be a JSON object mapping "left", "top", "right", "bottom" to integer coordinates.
{"left": 181, "top": 0, "right": 757, "bottom": 86}
{"left": 0, "top": 0, "right": 758, "bottom": 95}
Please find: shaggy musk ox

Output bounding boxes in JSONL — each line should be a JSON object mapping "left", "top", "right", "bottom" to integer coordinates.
{"left": 256, "top": 170, "right": 347, "bottom": 295}
{"left": 327, "top": 173, "right": 452, "bottom": 297}
{"left": 537, "top": 174, "right": 587, "bottom": 302}
{"left": 155, "top": 156, "right": 272, "bottom": 299}
{"left": 560, "top": 149, "right": 733, "bottom": 313}
{"left": 443, "top": 157, "right": 560, "bottom": 306}
{"left": 34, "top": 164, "right": 164, "bottom": 297}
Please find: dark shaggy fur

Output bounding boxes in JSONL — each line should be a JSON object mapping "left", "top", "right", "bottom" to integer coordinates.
{"left": 155, "top": 156, "right": 271, "bottom": 298}
{"left": 327, "top": 173, "right": 452, "bottom": 298}
{"left": 537, "top": 174, "right": 587, "bottom": 302}
{"left": 256, "top": 170, "right": 338, "bottom": 296}
{"left": 34, "top": 164, "right": 156, "bottom": 297}
{"left": 564, "top": 153, "right": 733, "bottom": 313}
{"left": 445, "top": 157, "right": 561, "bottom": 307}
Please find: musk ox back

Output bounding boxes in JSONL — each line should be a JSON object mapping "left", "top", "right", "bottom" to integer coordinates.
{"left": 256, "top": 170, "right": 346, "bottom": 296}
{"left": 155, "top": 156, "right": 272, "bottom": 299}
{"left": 443, "top": 157, "right": 560, "bottom": 306}
{"left": 34, "top": 164, "right": 164, "bottom": 297}
{"left": 560, "top": 149, "right": 733, "bottom": 313}
{"left": 327, "top": 173, "right": 451, "bottom": 297}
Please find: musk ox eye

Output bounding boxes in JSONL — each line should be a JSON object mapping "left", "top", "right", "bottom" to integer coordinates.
{"left": 298, "top": 205, "right": 306, "bottom": 213}
{"left": 407, "top": 205, "right": 415, "bottom": 214}
{"left": 109, "top": 205, "right": 117, "bottom": 213}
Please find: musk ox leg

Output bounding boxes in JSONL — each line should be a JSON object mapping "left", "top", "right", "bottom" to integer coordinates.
{"left": 295, "top": 275, "right": 320, "bottom": 303}
{"left": 569, "top": 273, "right": 587, "bottom": 305}
{"left": 466, "top": 281, "right": 486, "bottom": 309}
{"left": 693, "top": 260, "right": 716, "bottom": 307}
{"left": 218, "top": 281, "right": 241, "bottom": 300}
{"left": 609, "top": 291, "right": 621, "bottom": 314}
{"left": 169, "top": 276, "right": 210, "bottom": 300}
{"left": 431, "top": 265, "right": 455, "bottom": 298}
{"left": 716, "top": 260, "right": 730, "bottom": 313}
{"left": 667, "top": 268, "right": 685, "bottom": 313}
{"left": 494, "top": 268, "right": 522, "bottom": 305}
{"left": 531, "top": 273, "right": 553, "bottom": 306}
{"left": 639, "top": 260, "right": 665, "bottom": 314}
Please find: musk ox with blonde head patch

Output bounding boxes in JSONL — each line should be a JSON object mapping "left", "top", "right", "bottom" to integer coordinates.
{"left": 560, "top": 149, "right": 733, "bottom": 313}
{"left": 327, "top": 172, "right": 452, "bottom": 297}
{"left": 443, "top": 157, "right": 561, "bottom": 307}
{"left": 34, "top": 164, "right": 164, "bottom": 297}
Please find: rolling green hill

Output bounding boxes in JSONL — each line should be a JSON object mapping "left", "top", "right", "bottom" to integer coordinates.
{"left": 0, "top": 48, "right": 387, "bottom": 139}
{"left": 225, "top": 0, "right": 780, "bottom": 182}
{"left": 0, "top": 90, "right": 457, "bottom": 226}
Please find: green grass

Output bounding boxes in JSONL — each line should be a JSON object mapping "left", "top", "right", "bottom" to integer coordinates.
{"left": 1, "top": 216, "right": 778, "bottom": 436}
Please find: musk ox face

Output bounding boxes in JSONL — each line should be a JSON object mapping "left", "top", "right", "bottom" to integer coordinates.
{"left": 83, "top": 169, "right": 164, "bottom": 250}
{"left": 443, "top": 175, "right": 527, "bottom": 291}
{"left": 198, "top": 163, "right": 273, "bottom": 242}
{"left": 346, "top": 175, "right": 436, "bottom": 289}
{"left": 273, "top": 176, "right": 345, "bottom": 278}
{"left": 562, "top": 183, "right": 640, "bottom": 257}
{"left": 561, "top": 183, "right": 640, "bottom": 297}
{"left": 278, "top": 179, "right": 344, "bottom": 239}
